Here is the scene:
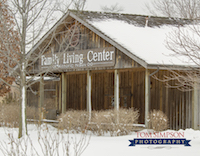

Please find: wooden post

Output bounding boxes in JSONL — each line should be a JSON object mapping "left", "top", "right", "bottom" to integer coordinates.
{"left": 192, "top": 82, "right": 199, "bottom": 130}
{"left": 55, "top": 82, "right": 58, "bottom": 109}
{"left": 114, "top": 70, "right": 119, "bottom": 111}
{"left": 39, "top": 76, "right": 44, "bottom": 119}
{"left": 62, "top": 73, "right": 67, "bottom": 114}
{"left": 131, "top": 71, "right": 134, "bottom": 108}
{"left": 59, "top": 74, "right": 62, "bottom": 112}
{"left": 145, "top": 69, "right": 150, "bottom": 128}
{"left": 87, "top": 70, "right": 92, "bottom": 120}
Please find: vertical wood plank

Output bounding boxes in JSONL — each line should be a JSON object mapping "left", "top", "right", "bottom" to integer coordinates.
{"left": 39, "top": 76, "right": 44, "bottom": 118}
{"left": 192, "top": 82, "right": 198, "bottom": 130}
{"left": 55, "top": 82, "right": 58, "bottom": 109}
{"left": 131, "top": 71, "right": 134, "bottom": 108}
{"left": 145, "top": 69, "right": 150, "bottom": 128}
{"left": 182, "top": 93, "right": 185, "bottom": 129}
{"left": 159, "top": 80, "right": 163, "bottom": 111}
{"left": 165, "top": 87, "right": 169, "bottom": 124}
{"left": 114, "top": 69, "right": 119, "bottom": 111}
{"left": 87, "top": 70, "right": 92, "bottom": 119}
{"left": 62, "top": 73, "right": 66, "bottom": 114}
{"left": 59, "top": 75, "right": 62, "bottom": 112}
{"left": 104, "top": 73, "right": 107, "bottom": 109}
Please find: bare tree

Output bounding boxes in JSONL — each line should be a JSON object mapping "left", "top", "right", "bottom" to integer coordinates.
{"left": 0, "top": 0, "right": 20, "bottom": 97}
{"left": 0, "top": 0, "right": 86, "bottom": 138}
{"left": 144, "top": 0, "right": 200, "bottom": 92}
{"left": 56, "top": 0, "right": 87, "bottom": 14}
{"left": 162, "top": 24, "right": 200, "bottom": 91}
{"left": 73, "top": 0, "right": 87, "bottom": 12}
{"left": 101, "top": 3, "right": 124, "bottom": 13}
{"left": 145, "top": 0, "right": 200, "bottom": 19}
{"left": 7, "top": 0, "right": 60, "bottom": 138}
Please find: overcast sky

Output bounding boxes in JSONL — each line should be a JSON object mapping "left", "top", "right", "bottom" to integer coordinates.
{"left": 85, "top": 0, "right": 154, "bottom": 15}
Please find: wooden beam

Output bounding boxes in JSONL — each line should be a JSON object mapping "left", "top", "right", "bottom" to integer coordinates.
{"left": 55, "top": 82, "right": 58, "bottom": 109}
{"left": 59, "top": 74, "right": 62, "bottom": 112}
{"left": 131, "top": 71, "right": 134, "bottom": 108}
{"left": 39, "top": 76, "right": 44, "bottom": 119}
{"left": 87, "top": 70, "right": 92, "bottom": 119}
{"left": 192, "top": 82, "right": 199, "bottom": 130}
{"left": 114, "top": 69, "right": 119, "bottom": 111}
{"left": 62, "top": 73, "right": 67, "bottom": 114}
{"left": 145, "top": 69, "right": 150, "bottom": 128}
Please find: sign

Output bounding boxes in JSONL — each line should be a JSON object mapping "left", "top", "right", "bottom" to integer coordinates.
{"left": 128, "top": 131, "right": 191, "bottom": 147}
{"left": 129, "top": 139, "right": 191, "bottom": 146}
{"left": 40, "top": 47, "right": 115, "bottom": 71}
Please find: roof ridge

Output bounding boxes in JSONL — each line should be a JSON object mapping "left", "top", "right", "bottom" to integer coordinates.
{"left": 69, "top": 9, "right": 194, "bottom": 21}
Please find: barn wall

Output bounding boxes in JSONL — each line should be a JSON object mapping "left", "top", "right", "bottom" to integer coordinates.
{"left": 66, "top": 73, "right": 87, "bottom": 110}
{"left": 90, "top": 69, "right": 145, "bottom": 124}
{"left": 149, "top": 70, "right": 192, "bottom": 130}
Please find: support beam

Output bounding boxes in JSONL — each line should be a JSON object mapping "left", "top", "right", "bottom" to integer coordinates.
{"left": 192, "top": 82, "right": 199, "bottom": 130}
{"left": 87, "top": 70, "right": 92, "bottom": 119}
{"left": 114, "top": 70, "right": 119, "bottom": 111}
{"left": 145, "top": 69, "right": 150, "bottom": 128}
{"left": 62, "top": 73, "right": 67, "bottom": 114}
{"left": 55, "top": 82, "right": 58, "bottom": 109}
{"left": 39, "top": 76, "right": 44, "bottom": 119}
{"left": 59, "top": 74, "right": 62, "bottom": 112}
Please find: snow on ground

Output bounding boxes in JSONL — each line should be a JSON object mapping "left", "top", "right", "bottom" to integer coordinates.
{"left": 0, "top": 124, "right": 199, "bottom": 156}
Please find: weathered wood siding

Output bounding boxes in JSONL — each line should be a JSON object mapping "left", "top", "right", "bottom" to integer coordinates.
{"left": 119, "top": 69, "right": 145, "bottom": 123}
{"left": 195, "top": 88, "right": 200, "bottom": 129}
{"left": 150, "top": 70, "right": 192, "bottom": 130}
{"left": 90, "top": 69, "right": 145, "bottom": 123}
{"left": 66, "top": 73, "right": 87, "bottom": 110}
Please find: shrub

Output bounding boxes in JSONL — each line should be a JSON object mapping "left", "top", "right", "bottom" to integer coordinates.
{"left": 0, "top": 103, "right": 39, "bottom": 127}
{"left": 91, "top": 108, "right": 139, "bottom": 136}
{"left": 0, "top": 104, "right": 19, "bottom": 127}
{"left": 58, "top": 110, "right": 89, "bottom": 133}
{"left": 148, "top": 109, "right": 169, "bottom": 132}
{"left": 58, "top": 108, "right": 139, "bottom": 136}
{"left": 26, "top": 106, "right": 39, "bottom": 120}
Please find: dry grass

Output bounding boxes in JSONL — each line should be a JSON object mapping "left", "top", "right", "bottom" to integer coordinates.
{"left": 0, "top": 104, "right": 19, "bottom": 127}
{"left": 26, "top": 106, "right": 39, "bottom": 120}
{"left": 0, "top": 103, "right": 39, "bottom": 127}
{"left": 148, "top": 109, "right": 169, "bottom": 132}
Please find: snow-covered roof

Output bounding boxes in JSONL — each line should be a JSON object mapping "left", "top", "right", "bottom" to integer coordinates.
{"left": 29, "top": 10, "right": 196, "bottom": 69}
{"left": 73, "top": 11, "right": 194, "bottom": 67}
{"left": 88, "top": 19, "right": 189, "bottom": 66}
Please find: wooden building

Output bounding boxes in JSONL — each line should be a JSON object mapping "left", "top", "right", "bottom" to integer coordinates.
{"left": 27, "top": 10, "right": 200, "bottom": 130}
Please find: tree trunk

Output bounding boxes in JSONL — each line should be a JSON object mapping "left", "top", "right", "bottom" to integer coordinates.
{"left": 18, "top": 65, "right": 27, "bottom": 138}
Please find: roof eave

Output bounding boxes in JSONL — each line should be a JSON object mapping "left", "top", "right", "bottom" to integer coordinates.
{"left": 147, "top": 63, "right": 198, "bottom": 70}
